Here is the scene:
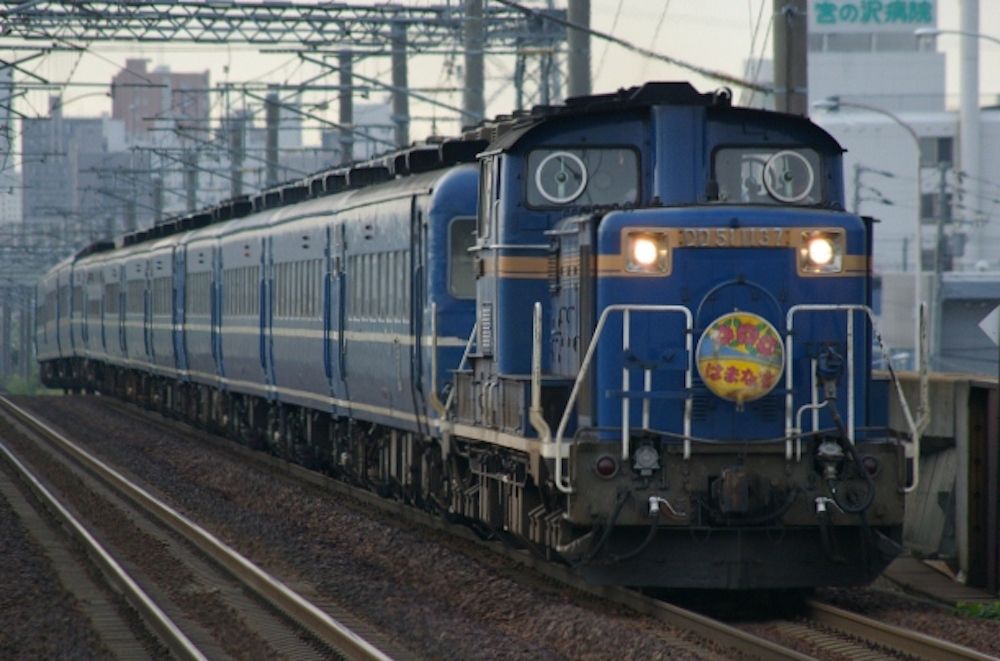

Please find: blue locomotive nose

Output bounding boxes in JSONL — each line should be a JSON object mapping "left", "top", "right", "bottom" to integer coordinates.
{"left": 580, "top": 204, "right": 873, "bottom": 448}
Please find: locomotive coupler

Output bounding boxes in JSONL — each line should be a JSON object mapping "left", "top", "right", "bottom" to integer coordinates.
{"left": 712, "top": 465, "right": 770, "bottom": 514}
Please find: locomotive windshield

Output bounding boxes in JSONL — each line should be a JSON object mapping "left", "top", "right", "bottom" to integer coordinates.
{"left": 714, "top": 147, "right": 821, "bottom": 205}
{"left": 526, "top": 147, "right": 639, "bottom": 208}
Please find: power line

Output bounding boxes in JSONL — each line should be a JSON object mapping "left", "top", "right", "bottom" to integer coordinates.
{"left": 494, "top": 0, "right": 769, "bottom": 93}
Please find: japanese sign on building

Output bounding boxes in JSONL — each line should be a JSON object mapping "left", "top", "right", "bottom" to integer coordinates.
{"left": 810, "top": 0, "right": 936, "bottom": 33}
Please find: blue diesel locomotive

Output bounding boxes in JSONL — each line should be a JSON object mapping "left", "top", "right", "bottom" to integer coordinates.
{"left": 37, "top": 82, "right": 913, "bottom": 590}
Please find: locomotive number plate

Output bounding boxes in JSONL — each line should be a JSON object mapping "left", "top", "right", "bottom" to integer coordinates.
{"left": 677, "top": 227, "right": 789, "bottom": 248}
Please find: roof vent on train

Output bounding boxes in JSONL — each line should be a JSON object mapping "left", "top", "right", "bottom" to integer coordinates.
{"left": 393, "top": 145, "right": 442, "bottom": 175}
{"left": 282, "top": 182, "right": 310, "bottom": 204}
{"left": 440, "top": 138, "right": 489, "bottom": 164}
{"left": 213, "top": 196, "right": 253, "bottom": 221}
{"left": 346, "top": 164, "right": 391, "bottom": 188}
{"left": 74, "top": 240, "right": 115, "bottom": 259}
{"left": 182, "top": 210, "right": 213, "bottom": 231}
{"left": 323, "top": 172, "right": 347, "bottom": 195}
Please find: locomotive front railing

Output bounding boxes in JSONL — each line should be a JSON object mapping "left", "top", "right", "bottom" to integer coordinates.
{"left": 536, "top": 301, "right": 925, "bottom": 495}
{"left": 785, "top": 304, "right": 926, "bottom": 493}
{"left": 538, "top": 303, "right": 694, "bottom": 494}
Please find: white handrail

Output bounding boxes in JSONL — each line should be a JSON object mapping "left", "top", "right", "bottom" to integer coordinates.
{"left": 552, "top": 304, "right": 693, "bottom": 493}
{"left": 786, "top": 303, "right": 925, "bottom": 493}
{"left": 529, "top": 302, "right": 552, "bottom": 446}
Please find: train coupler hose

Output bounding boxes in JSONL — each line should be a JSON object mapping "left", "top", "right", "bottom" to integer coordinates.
{"left": 815, "top": 496, "right": 847, "bottom": 565}
{"left": 648, "top": 495, "right": 684, "bottom": 519}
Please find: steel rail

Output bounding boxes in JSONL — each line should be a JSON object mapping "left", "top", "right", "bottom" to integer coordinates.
{"left": 0, "top": 396, "right": 393, "bottom": 661}
{"left": 0, "top": 423, "right": 208, "bottom": 660}
{"left": 62, "top": 395, "right": 982, "bottom": 661}
{"left": 87, "top": 395, "right": 820, "bottom": 660}
{"left": 806, "top": 599, "right": 996, "bottom": 661}
{"left": 589, "top": 580, "right": 815, "bottom": 661}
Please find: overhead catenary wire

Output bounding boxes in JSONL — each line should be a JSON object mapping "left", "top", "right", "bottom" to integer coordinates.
{"left": 493, "top": 0, "right": 771, "bottom": 94}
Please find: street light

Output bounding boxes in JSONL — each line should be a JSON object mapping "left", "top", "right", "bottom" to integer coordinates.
{"left": 811, "top": 97, "right": 925, "bottom": 364}
{"left": 914, "top": 27, "right": 1000, "bottom": 48}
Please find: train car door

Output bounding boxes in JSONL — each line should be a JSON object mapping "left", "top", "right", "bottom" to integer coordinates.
{"left": 260, "top": 235, "right": 276, "bottom": 398}
{"left": 337, "top": 223, "right": 350, "bottom": 411}
{"left": 410, "top": 198, "right": 428, "bottom": 422}
{"left": 211, "top": 246, "right": 224, "bottom": 380}
{"left": 69, "top": 268, "right": 81, "bottom": 355}
{"left": 80, "top": 275, "right": 90, "bottom": 349}
{"left": 324, "top": 222, "right": 348, "bottom": 408}
{"left": 173, "top": 248, "right": 188, "bottom": 376}
{"left": 117, "top": 264, "right": 126, "bottom": 356}
{"left": 55, "top": 276, "right": 62, "bottom": 356}
{"left": 99, "top": 270, "right": 108, "bottom": 354}
{"left": 143, "top": 260, "right": 154, "bottom": 364}
{"left": 80, "top": 270, "right": 90, "bottom": 349}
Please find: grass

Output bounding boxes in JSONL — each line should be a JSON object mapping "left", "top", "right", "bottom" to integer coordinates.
{"left": 953, "top": 601, "right": 1000, "bottom": 620}
{"left": 2, "top": 375, "right": 45, "bottom": 395}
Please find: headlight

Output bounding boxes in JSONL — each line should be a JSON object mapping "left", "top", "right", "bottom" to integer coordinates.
{"left": 625, "top": 231, "right": 670, "bottom": 273}
{"left": 807, "top": 237, "right": 834, "bottom": 265}
{"left": 798, "top": 230, "right": 844, "bottom": 274}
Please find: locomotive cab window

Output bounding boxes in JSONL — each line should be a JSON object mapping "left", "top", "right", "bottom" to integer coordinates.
{"left": 714, "top": 147, "right": 821, "bottom": 205}
{"left": 478, "top": 157, "right": 499, "bottom": 240}
{"left": 526, "top": 147, "right": 639, "bottom": 208}
{"left": 449, "top": 217, "right": 477, "bottom": 299}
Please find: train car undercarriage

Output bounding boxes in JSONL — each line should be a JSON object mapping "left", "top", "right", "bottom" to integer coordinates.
{"left": 43, "top": 356, "right": 903, "bottom": 590}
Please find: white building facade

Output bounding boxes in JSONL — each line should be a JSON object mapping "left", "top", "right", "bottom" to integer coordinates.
{"left": 806, "top": 0, "right": 1000, "bottom": 374}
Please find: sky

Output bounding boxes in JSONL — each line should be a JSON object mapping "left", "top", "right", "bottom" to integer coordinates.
{"left": 10, "top": 0, "right": 1000, "bottom": 149}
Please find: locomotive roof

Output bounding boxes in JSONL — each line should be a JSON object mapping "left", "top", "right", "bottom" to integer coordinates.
{"left": 476, "top": 81, "right": 733, "bottom": 155}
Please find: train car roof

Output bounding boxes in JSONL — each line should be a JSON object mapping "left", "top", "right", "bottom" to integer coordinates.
{"left": 108, "top": 136, "right": 490, "bottom": 251}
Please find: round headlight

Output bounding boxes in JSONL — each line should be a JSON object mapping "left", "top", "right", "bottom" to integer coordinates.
{"left": 632, "top": 237, "right": 659, "bottom": 266}
{"left": 807, "top": 237, "right": 835, "bottom": 266}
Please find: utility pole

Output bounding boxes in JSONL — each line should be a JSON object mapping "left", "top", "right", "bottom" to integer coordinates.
{"left": 773, "top": 0, "right": 808, "bottom": 115}
{"left": 184, "top": 150, "right": 199, "bottom": 212}
{"left": 566, "top": 0, "right": 591, "bottom": 98}
{"left": 931, "top": 163, "right": 952, "bottom": 368}
{"left": 229, "top": 115, "right": 245, "bottom": 198}
{"left": 463, "top": 0, "right": 485, "bottom": 127}
{"left": 152, "top": 175, "right": 163, "bottom": 225}
{"left": 339, "top": 50, "right": 354, "bottom": 165}
{"left": 958, "top": 0, "right": 981, "bottom": 268}
{"left": 265, "top": 91, "right": 280, "bottom": 187}
{"left": 391, "top": 20, "right": 410, "bottom": 148}
{"left": 852, "top": 163, "right": 895, "bottom": 215}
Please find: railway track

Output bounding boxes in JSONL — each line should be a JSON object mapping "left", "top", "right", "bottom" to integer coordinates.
{"left": 9, "top": 394, "right": 998, "bottom": 660}
{"left": 799, "top": 600, "right": 997, "bottom": 660}
{"left": 0, "top": 395, "right": 399, "bottom": 661}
